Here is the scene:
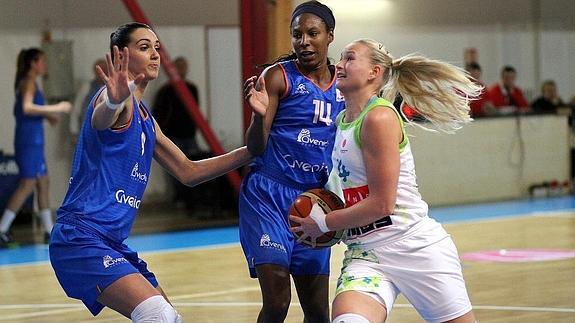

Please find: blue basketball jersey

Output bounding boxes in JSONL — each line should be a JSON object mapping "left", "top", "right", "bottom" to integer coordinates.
{"left": 13, "top": 84, "right": 45, "bottom": 146}
{"left": 239, "top": 61, "right": 344, "bottom": 277}
{"left": 57, "top": 89, "right": 156, "bottom": 242}
{"left": 251, "top": 60, "right": 345, "bottom": 187}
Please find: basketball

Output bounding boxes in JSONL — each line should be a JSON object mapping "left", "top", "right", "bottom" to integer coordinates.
{"left": 289, "top": 188, "right": 346, "bottom": 248}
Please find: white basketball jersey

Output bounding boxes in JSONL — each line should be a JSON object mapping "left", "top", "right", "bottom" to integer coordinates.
{"left": 332, "top": 97, "right": 429, "bottom": 249}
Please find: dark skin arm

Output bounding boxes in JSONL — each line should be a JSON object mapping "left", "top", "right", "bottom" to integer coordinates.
{"left": 244, "top": 65, "right": 286, "bottom": 155}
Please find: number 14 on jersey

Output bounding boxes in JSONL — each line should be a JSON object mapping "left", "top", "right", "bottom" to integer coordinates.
{"left": 313, "top": 99, "right": 333, "bottom": 126}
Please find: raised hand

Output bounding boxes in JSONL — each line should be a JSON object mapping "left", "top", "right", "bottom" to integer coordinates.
{"left": 95, "top": 46, "right": 144, "bottom": 105}
{"left": 243, "top": 75, "right": 268, "bottom": 117}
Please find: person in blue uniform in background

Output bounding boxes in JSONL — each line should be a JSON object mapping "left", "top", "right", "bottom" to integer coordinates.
{"left": 49, "top": 23, "right": 255, "bottom": 322}
{"left": 0, "top": 48, "right": 72, "bottom": 247}
{"left": 240, "top": 1, "right": 344, "bottom": 322}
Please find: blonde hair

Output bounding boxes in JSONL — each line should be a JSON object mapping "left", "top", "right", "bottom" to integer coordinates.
{"left": 354, "top": 39, "right": 483, "bottom": 132}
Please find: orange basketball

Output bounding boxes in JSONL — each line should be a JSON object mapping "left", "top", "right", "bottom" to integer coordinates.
{"left": 289, "top": 188, "right": 345, "bottom": 248}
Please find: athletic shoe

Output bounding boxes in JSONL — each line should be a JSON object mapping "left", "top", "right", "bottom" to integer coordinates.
{"left": 0, "top": 231, "right": 15, "bottom": 248}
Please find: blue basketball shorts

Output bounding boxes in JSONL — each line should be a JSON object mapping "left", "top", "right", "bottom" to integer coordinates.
{"left": 15, "top": 144, "right": 47, "bottom": 178}
{"left": 49, "top": 223, "right": 159, "bottom": 316}
{"left": 238, "top": 172, "right": 330, "bottom": 278}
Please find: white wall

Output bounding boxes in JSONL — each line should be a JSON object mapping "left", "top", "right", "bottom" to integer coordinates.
{"left": 207, "top": 27, "right": 243, "bottom": 151}
{"left": 409, "top": 115, "right": 570, "bottom": 206}
{"left": 0, "top": 25, "right": 231, "bottom": 206}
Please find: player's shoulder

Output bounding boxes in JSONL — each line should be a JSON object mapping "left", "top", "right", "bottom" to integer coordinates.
{"left": 20, "top": 78, "right": 37, "bottom": 92}
{"left": 261, "top": 64, "right": 287, "bottom": 95}
{"left": 365, "top": 105, "right": 400, "bottom": 127}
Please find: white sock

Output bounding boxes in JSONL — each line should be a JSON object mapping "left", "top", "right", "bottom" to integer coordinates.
{"left": 0, "top": 209, "right": 16, "bottom": 233}
{"left": 39, "top": 208, "right": 53, "bottom": 233}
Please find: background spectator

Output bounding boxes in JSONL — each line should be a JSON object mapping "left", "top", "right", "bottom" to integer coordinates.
{"left": 466, "top": 62, "right": 494, "bottom": 117}
{"left": 486, "top": 65, "right": 530, "bottom": 113}
{"left": 152, "top": 56, "right": 201, "bottom": 209}
{"left": 69, "top": 59, "right": 106, "bottom": 145}
{"left": 531, "top": 80, "right": 565, "bottom": 114}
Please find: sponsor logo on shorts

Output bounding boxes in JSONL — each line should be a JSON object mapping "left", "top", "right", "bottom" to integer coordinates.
{"left": 115, "top": 189, "right": 141, "bottom": 209}
{"left": 260, "top": 234, "right": 287, "bottom": 253}
{"left": 131, "top": 163, "right": 148, "bottom": 183}
{"left": 297, "top": 129, "right": 329, "bottom": 149}
{"left": 282, "top": 154, "right": 328, "bottom": 174}
{"left": 0, "top": 159, "right": 18, "bottom": 176}
{"left": 103, "top": 255, "right": 129, "bottom": 268}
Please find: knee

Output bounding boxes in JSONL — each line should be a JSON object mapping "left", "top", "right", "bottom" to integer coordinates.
{"left": 262, "top": 297, "right": 291, "bottom": 319}
{"left": 18, "top": 179, "right": 36, "bottom": 192}
{"left": 37, "top": 176, "right": 50, "bottom": 189}
{"left": 130, "top": 295, "right": 181, "bottom": 323}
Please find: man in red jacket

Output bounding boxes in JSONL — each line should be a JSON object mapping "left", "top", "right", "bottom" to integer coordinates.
{"left": 486, "top": 65, "right": 530, "bottom": 113}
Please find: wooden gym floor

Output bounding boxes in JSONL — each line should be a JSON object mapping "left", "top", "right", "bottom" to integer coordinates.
{"left": 0, "top": 196, "right": 574, "bottom": 322}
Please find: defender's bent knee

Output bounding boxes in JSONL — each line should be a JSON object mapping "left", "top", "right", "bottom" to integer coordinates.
{"left": 130, "top": 295, "right": 181, "bottom": 322}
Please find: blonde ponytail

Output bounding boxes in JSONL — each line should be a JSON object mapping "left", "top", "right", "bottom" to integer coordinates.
{"left": 354, "top": 39, "right": 483, "bottom": 133}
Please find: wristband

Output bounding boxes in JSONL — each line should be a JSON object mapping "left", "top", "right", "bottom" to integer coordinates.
{"left": 309, "top": 203, "right": 330, "bottom": 233}
{"left": 128, "top": 80, "right": 136, "bottom": 92}
{"left": 103, "top": 80, "right": 135, "bottom": 111}
{"left": 104, "top": 94, "right": 124, "bottom": 111}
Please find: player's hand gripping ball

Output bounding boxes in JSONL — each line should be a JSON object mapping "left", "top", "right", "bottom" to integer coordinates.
{"left": 289, "top": 188, "right": 345, "bottom": 248}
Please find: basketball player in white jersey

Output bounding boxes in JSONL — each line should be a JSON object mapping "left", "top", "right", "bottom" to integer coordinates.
{"left": 286, "top": 39, "right": 482, "bottom": 322}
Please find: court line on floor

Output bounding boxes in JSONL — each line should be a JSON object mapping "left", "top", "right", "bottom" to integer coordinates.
{"left": 0, "top": 307, "right": 84, "bottom": 321}
{"left": 169, "top": 286, "right": 261, "bottom": 300}
{"left": 2, "top": 209, "right": 572, "bottom": 269}
{"left": 2, "top": 302, "right": 574, "bottom": 315}
{"left": 2, "top": 196, "right": 573, "bottom": 267}
{"left": 169, "top": 303, "right": 575, "bottom": 314}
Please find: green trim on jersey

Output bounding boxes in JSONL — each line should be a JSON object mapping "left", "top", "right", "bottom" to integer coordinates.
{"left": 337, "top": 97, "right": 408, "bottom": 152}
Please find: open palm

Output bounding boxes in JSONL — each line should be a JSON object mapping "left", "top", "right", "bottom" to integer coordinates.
{"left": 96, "top": 46, "right": 143, "bottom": 104}
{"left": 244, "top": 76, "right": 268, "bottom": 117}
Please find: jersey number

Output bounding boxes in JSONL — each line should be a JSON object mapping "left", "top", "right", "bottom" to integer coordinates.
{"left": 313, "top": 100, "right": 333, "bottom": 126}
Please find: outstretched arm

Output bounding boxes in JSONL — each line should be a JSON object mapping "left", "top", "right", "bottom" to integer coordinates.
{"left": 153, "top": 119, "right": 252, "bottom": 187}
{"left": 21, "top": 79, "right": 71, "bottom": 117}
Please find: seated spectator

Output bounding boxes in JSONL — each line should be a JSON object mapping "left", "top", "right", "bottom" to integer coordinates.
{"left": 465, "top": 62, "right": 494, "bottom": 117}
{"left": 486, "top": 65, "right": 530, "bottom": 113}
{"left": 531, "top": 80, "right": 565, "bottom": 114}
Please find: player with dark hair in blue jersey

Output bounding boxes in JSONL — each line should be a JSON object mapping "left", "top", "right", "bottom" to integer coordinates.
{"left": 240, "top": 1, "right": 344, "bottom": 322}
{"left": 49, "top": 23, "right": 256, "bottom": 322}
{"left": 0, "top": 48, "right": 71, "bottom": 248}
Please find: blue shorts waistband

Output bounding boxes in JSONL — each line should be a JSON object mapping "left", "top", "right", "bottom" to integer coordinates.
{"left": 256, "top": 165, "right": 322, "bottom": 192}
{"left": 56, "top": 214, "right": 117, "bottom": 244}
